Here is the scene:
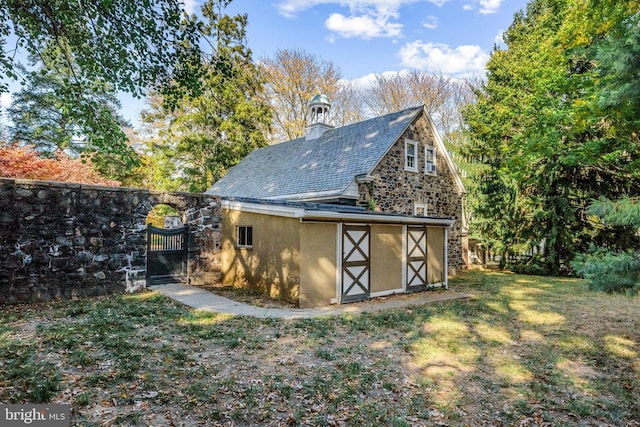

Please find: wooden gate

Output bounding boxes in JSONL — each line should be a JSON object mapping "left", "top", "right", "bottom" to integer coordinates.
{"left": 406, "top": 226, "right": 428, "bottom": 292}
{"left": 146, "top": 224, "right": 189, "bottom": 286}
{"left": 341, "top": 224, "right": 370, "bottom": 303}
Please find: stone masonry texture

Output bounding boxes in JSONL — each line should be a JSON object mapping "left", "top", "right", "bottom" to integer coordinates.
{"left": 356, "top": 113, "right": 465, "bottom": 270}
{"left": 0, "top": 178, "right": 221, "bottom": 304}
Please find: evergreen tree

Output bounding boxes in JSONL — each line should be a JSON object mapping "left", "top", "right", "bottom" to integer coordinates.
{"left": 7, "top": 51, "right": 139, "bottom": 183}
{"left": 572, "top": 196, "right": 640, "bottom": 295}
{"left": 9, "top": 65, "right": 128, "bottom": 153}
{"left": 463, "top": 0, "right": 640, "bottom": 275}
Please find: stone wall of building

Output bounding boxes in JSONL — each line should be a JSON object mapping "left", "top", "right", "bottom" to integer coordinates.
{"left": 357, "top": 113, "right": 465, "bottom": 270}
{"left": 0, "top": 178, "right": 221, "bottom": 304}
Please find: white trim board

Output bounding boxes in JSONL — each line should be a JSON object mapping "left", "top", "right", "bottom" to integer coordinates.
{"left": 222, "top": 200, "right": 455, "bottom": 227}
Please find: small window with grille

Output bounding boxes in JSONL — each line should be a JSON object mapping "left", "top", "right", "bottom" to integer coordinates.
{"left": 414, "top": 203, "right": 428, "bottom": 216}
{"left": 237, "top": 226, "right": 253, "bottom": 249}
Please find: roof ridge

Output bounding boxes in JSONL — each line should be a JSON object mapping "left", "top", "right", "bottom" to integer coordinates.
{"left": 316, "top": 104, "right": 423, "bottom": 139}
{"left": 268, "top": 104, "right": 424, "bottom": 147}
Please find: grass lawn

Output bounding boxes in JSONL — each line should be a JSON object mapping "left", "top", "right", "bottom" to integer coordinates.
{"left": 1, "top": 270, "right": 638, "bottom": 426}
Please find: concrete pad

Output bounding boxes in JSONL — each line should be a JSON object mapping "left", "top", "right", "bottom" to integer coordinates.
{"left": 152, "top": 283, "right": 472, "bottom": 319}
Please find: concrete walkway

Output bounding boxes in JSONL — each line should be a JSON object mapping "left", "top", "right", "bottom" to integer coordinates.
{"left": 151, "top": 283, "right": 472, "bottom": 319}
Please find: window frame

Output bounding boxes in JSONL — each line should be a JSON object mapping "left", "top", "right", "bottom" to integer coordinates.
{"left": 414, "top": 203, "right": 428, "bottom": 217}
{"left": 404, "top": 139, "right": 418, "bottom": 172}
{"left": 236, "top": 225, "right": 253, "bottom": 249}
{"left": 425, "top": 146, "right": 436, "bottom": 175}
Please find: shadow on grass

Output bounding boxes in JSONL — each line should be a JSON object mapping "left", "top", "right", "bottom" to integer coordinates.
{"left": 0, "top": 271, "right": 638, "bottom": 425}
{"left": 399, "top": 270, "right": 640, "bottom": 425}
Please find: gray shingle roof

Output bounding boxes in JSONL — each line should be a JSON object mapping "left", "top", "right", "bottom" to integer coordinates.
{"left": 207, "top": 105, "right": 423, "bottom": 199}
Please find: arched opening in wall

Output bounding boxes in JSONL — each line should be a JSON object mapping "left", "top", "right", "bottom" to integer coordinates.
{"left": 146, "top": 204, "right": 184, "bottom": 229}
{"left": 145, "top": 204, "right": 189, "bottom": 286}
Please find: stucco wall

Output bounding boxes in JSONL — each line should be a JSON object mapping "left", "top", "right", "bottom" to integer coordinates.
{"left": 370, "top": 224, "right": 404, "bottom": 294}
{"left": 299, "top": 222, "right": 337, "bottom": 308}
{"left": 220, "top": 208, "right": 452, "bottom": 306}
{"left": 357, "top": 113, "right": 464, "bottom": 271}
{"left": 427, "top": 226, "right": 445, "bottom": 284}
{"left": 221, "top": 209, "right": 301, "bottom": 304}
{"left": 0, "top": 178, "right": 221, "bottom": 304}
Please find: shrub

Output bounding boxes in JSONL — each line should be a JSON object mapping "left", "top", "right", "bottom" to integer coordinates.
{"left": 572, "top": 246, "right": 640, "bottom": 295}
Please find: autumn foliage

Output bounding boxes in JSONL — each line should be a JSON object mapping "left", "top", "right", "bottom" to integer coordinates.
{"left": 0, "top": 144, "right": 120, "bottom": 186}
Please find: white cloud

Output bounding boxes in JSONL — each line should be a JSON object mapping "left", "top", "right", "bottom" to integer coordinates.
{"left": 274, "top": 0, "right": 443, "bottom": 39}
{"left": 494, "top": 29, "right": 505, "bottom": 45}
{"left": 423, "top": 15, "right": 438, "bottom": 30}
{"left": 326, "top": 12, "right": 403, "bottom": 38}
{"left": 477, "top": 0, "right": 505, "bottom": 14}
{"left": 462, "top": 0, "right": 505, "bottom": 14}
{"left": 398, "top": 41, "right": 489, "bottom": 75}
{"left": 347, "top": 70, "right": 403, "bottom": 89}
{"left": 426, "top": 0, "right": 449, "bottom": 6}
{"left": 275, "top": 0, "right": 321, "bottom": 18}
{"left": 182, "top": 0, "right": 198, "bottom": 15}
{"left": 275, "top": 0, "right": 447, "bottom": 17}
{"left": 0, "top": 93, "right": 11, "bottom": 109}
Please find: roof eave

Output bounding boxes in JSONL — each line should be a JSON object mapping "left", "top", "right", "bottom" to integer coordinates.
{"left": 365, "top": 106, "right": 424, "bottom": 176}
{"left": 423, "top": 107, "right": 467, "bottom": 195}
{"left": 301, "top": 211, "right": 455, "bottom": 226}
{"left": 222, "top": 200, "right": 455, "bottom": 226}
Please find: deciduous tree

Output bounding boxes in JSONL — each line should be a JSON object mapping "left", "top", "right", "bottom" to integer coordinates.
{"left": 139, "top": 0, "right": 272, "bottom": 192}
{"left": 7, "top": 57, "right": 138, "bottom": 183}
{"left": 259, "top": 48, "right": 364, "bottom": 143}
{"left": 463, "top": 0, "right": 640, "bottom": 275}
{"left": 360, "top": 70, "right": 474, "bottom": 137}
{"left": 136, "top": 95, "right": 189, "bottom": 192}
{"left": 0, "top": 143, "right": 119, "bottom": 186}
{"left": 0, "top": 0, "right": 197, "bottom": 96}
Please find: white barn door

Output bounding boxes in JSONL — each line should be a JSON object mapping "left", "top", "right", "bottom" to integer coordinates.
{"left": 341, "top": 224, "right": 370, "bottom": 303}
{"left": 406, "top": 226, "right": 428, "bottom": 292}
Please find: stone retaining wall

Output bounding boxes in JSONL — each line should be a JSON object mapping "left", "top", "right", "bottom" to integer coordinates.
{"left": 0, "top": 178, "right": 221, "bottom": 304}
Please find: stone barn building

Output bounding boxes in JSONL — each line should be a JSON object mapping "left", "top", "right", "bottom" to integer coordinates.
{"left": 208, "top": 96, "right": 466, "bottom": 306}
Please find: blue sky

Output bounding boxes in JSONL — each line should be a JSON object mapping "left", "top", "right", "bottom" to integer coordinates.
{"left": 226, "top": 0, "right": 529, "bottom": 81}
{"left": 1, "top": 0, "right": 530, "bottom": 128}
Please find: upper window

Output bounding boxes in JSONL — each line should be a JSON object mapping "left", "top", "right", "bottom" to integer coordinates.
{"left": 414, "top": 203, "right": 428, "bottom": 216}
{"left": 405, "top": 139, "right": 418, "bottom": 172}
{"left": 237, "top": 225, "right": 253, "bottom": 249}
{"left": 425, "top": 147, "right": 436, "bottom": 175}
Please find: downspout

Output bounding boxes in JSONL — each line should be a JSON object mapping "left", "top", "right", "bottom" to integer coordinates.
{"left": 444, "top": 226, "right": 449, "bottom": 289}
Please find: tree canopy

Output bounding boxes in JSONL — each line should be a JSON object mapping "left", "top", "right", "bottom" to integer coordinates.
{"left": 137, "top": 0, "right": 271, "bottom": 192}
{"left": 0, "top": 0, "right": 208, "bottom": 183}
{"left": 0, "top": 0, "right": 197, "bottom": 96}
{"left": 463, "top": 0, "right": 640, "bottom": 275}
{"left": 0, "top": 144, "right": 120, "bottom": 186}
{"left": 7, "top": 57, "right": 139, "bottom": 183}
{"left": 258, "top": 48, "right": 362, "bottom": 143}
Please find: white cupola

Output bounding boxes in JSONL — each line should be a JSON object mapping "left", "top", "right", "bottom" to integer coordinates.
{"left": 305, "top": 94, "right": 334, "bottom": 140}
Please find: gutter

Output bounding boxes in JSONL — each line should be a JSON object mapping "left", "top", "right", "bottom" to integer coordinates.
{"left": 222, "top": 199, "right": 455, "bottom": 227}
